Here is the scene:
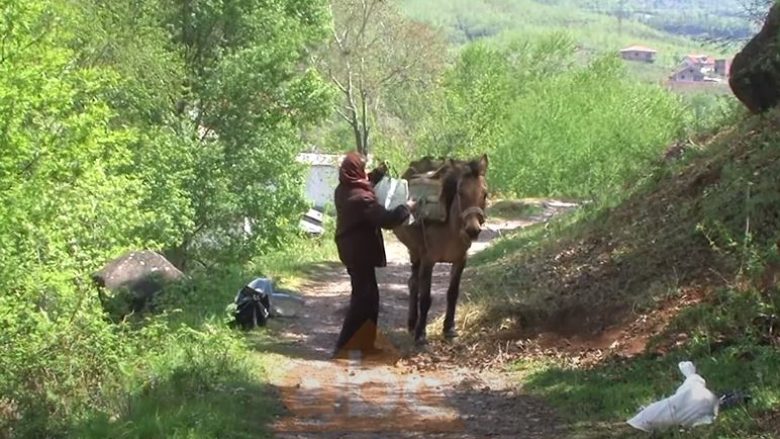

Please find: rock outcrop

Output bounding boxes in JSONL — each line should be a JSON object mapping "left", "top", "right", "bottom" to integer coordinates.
{"left": 729, "top": 3, "right": 780, "bottom": 114}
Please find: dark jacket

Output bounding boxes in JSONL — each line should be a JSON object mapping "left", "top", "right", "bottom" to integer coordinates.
{"left": 334, "top": 180, "right": 410, "bottom": 269}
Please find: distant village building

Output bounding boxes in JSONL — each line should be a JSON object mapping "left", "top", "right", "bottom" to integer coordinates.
{"left": 669, "top": 54, "right": 732, "bottom": 82}
{"left": 619, "top": 45, "right": 657, "bottom": 63}
{"left": 713, "top": 58, "right": 732, "bottom": 77}
{"left": 681, "top": 54, "right": 715, "bottom": 70}
{"left": 296, "top": 153, "right": 342, "bottom": 210}
{"left": 670, "top": 65, "right": 706, "bottom": 82}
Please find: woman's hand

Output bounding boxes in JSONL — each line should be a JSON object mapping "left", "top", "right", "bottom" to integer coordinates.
{"left": 374, "top": 161, "right": 389, "bottom": 175}
{"left": 406, "top": 199, "right": 417, "bottom": 213}
{"left": 367, "top": 161, "right": 389, "bottom": 185}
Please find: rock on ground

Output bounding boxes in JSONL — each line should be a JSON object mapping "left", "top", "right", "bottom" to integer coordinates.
{"left": 92, "top": 250, "right": 184, "bottom": 313}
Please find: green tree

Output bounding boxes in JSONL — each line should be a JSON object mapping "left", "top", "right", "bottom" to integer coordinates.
{"left": 0, "top": 2, "right": 156, "bottom": 433}
{"left": 155, "top": 0, "right": 334, "bottom": 265}
{"left": 0, "top": 0, "right": 335, "bottom": 434}
{"left": 416, "top": 33, "right": 577, "bottom": 158}
{"left": 315, "top": 0, "right": 445, "bottom": 154}
{"left": 68, "top": 0, "right": 335, "bottom": 266}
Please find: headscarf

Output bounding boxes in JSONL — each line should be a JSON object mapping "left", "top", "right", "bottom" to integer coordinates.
{"left": 338, "top": 151, "right": 373, "bottom": 191}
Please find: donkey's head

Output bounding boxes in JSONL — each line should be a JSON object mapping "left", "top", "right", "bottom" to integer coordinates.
{"left": 443, "top": 154, "right": 489, "bottom": 241}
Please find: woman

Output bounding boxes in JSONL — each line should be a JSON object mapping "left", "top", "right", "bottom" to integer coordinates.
{"left": 332, "top": 151, "right": 414, "bottom": 357}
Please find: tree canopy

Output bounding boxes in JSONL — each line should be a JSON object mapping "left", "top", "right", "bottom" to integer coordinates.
{"left": 0, "top": 0, "right": 332, "bottom": 434}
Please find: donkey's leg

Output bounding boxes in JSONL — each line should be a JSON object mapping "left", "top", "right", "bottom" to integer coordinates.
{"left": 414, "top": 261, "right": 435, "bottom": 345}
{"left": 407, "top": 259, "right": 420, "bottom": 333}
{"left": 443, "top": 259, "right": 466, "bottom": 339}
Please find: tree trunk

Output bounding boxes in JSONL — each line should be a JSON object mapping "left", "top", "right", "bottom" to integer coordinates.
{"left": 351, "top": 114, "right": 366, "bottom": 155}
{"left": 344, "top": 66, "right": 367, "bottom": 155}
{"left": 347, "top": 105, "right": 368, "bottom": 155}
{"left": 361, "top": 128, "right": 369, "bottom": 155}
{"left": 360, "top": 87, "right": 369, "bottom": 155}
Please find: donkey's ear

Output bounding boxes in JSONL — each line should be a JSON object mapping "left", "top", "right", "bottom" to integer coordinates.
{"left": 478, "top": 154, "right": 489, "bottom": 175}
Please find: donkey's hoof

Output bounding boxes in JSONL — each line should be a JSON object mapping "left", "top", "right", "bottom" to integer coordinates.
{"left": 443, "top": 328, "right": 459, "bottom": 340}
{"left": 414, "top": 336, "right": 428, "bottom": 347}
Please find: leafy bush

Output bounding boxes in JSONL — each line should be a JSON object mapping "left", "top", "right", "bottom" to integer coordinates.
{"left": 495, "top": 55, "right": 685, "bottom": 198}
{"left": 0, "top": 0, "right": 332, "bottom": 436}
{"left": 413, "top": 34, "right": 686, "bottom": 199}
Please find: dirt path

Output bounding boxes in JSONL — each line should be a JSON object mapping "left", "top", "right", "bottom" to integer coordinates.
{"left": 264, "top": 201, "right": 576, "bottom": 438}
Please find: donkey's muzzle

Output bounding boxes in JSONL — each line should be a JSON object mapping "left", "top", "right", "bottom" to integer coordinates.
{"left": 460, "top": 206, "right": 486, "bottom": 224}
{"left": 465, "top": 226, "right": 481, "bottom": 240}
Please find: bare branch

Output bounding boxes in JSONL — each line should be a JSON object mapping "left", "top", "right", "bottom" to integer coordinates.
{"left": 322, "top": 0, "right": 446, "bottom": 153}
{"left": 199, "top": 126, "right": 214, "bottom": 143}
{"left": 360, "top": 82, "right": 369, "bottom": 153}
{"left": 356, "top": 0, "right": 379, "bottom": 43}
{"left": 329, "top": 71, "right": 349, "bottom": 94}
{"left": 346, "top": 63, "right": 358, "bottom": 116}
{"left": 334, "top": 107, "right": 354, "bottom": 124}
{"left": 331, "top": 22, "right": 347, "bottom": 53}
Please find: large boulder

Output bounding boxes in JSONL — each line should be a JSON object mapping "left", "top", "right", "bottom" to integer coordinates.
{"left": 729, "top": 2, "right": 780, "bottom": 114}
{"left": 92, "top": 250, "right": 184, "bottom": 315}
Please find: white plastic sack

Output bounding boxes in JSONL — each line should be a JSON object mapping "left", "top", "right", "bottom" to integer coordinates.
{"left": 374, "top": 176, "right": 413, "bottom": 224}
{"left": 626, "top": 361, "right": 719, "bottom": 432}
{"left": 374, "top": 176, "right": 409, "bottom": 209}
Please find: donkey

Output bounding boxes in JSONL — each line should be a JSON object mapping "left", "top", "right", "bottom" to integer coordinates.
{"left": 392, "top": 154, "right": 489, "bottom": 345}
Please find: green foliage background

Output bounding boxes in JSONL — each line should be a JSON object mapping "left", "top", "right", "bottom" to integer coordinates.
{"left": 0, "top": 0, "right": 767, "bottom": 436}
{"left": 0, "top": 0, "right": 332, "bottom": 436}
{"left": 374, "top": 34, "right": 691, "bottom": 199}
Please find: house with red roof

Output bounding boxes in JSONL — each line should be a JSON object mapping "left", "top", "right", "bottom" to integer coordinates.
{"left": 682, "top": 54, "right": 716, "bottom": 68}
{"left": 678, "top": 54, "right": 732, "bottom": 77}
{"left": 619, "top": 45, "right": 657, "bottom": 63}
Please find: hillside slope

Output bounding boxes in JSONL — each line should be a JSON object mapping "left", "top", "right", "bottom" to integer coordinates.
{"left": 459, "top": 109, "right": 780, "bottom": 436}
{"left": 582, "top": 0, "right": 754, "bottom": 40}
{"left": 466, "top": 108, "right": 780, "bottom": 342}
{"left": 400, "top": 0, "right": 732, "bottom": 67}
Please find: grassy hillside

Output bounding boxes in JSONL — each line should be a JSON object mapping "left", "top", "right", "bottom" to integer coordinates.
{"left": 581, "top": 0, "right": 756, "bottom": 41}
{"left": 400, "top": 0, "right": 734, "bottom": 68}
{"left": 459, "top": 107, "right": 780, "bottom": 437}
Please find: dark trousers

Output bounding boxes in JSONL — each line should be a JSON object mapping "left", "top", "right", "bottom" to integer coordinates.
{"left": 334, "top": 266, "right": 379, "bottom": 352}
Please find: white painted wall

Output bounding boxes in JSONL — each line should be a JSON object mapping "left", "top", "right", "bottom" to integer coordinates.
{"left": 303, "top": 164, "right": 339, "bottom": 209}
{"left": 296, "top": 152, "right": 375, "bottom": 210}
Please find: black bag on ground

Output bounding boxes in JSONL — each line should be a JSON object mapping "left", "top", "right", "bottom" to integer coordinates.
{"left": 233, "top": 283, "right": 271, "bottom": 330}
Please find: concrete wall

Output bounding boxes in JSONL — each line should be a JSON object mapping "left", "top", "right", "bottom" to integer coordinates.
{"left": 297, "top": 152, "right": 376, "bottom": 210}
{"left": 303, "top": 164, "right": 339, "bottom": 209}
